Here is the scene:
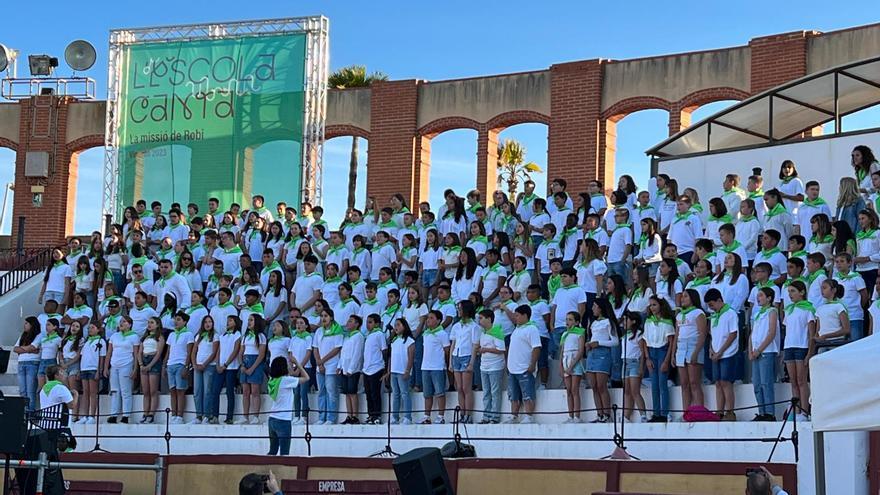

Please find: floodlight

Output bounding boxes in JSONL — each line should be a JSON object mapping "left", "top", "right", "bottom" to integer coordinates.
{"left": 0, "top": 44, "right": 10, "bottom": 72}
{"left": 28, "top": 55, "right": 58, "bottom": 77}
{"left": 64, "top": 40, "right": 96, "bottom": 71}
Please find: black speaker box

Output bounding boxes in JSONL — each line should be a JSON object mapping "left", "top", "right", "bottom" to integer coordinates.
{"left": 392, "top": 447, "right": 454, "bottom": 495}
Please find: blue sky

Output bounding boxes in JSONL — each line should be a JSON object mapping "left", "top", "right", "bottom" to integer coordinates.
{"left": 0, "top": 1, "right": 877, "bottom": 232}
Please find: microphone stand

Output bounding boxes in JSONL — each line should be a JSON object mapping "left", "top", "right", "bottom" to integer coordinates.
{"left": 89, "top": 341, "right": 109, "bottom": 453}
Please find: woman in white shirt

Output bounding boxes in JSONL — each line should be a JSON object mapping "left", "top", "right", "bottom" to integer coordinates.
{"left": 777, "top": 160, "right": 805, "bottom": 216}
{"left": 749, "top": 287, "right": 780, "bottom": 421}
{"left": 633, "top": 218, "right": 662, "bottom": 279}
{"left": 419, "top": 229, "right": 441, "bottom": 293}
{"left": 448, "top": 301, "right": 479, "bottom": 424}
{"left": 265, "top": 353, "right": 310, "bottom": 456}
{"left": 191, "top": 315, "right": 219, "bottom": 424}
{"left": 138, "top": 317, "right": 165, "bottom": 424}
{"left": 705, "top": 198, "right": 733, "bottom": 249}
{"left": 507, "top": 256, "right": 533, "bottom": 304}
{"left": 782, "top": 280, "right": 814, "bottom": 420}
{"left": 655, "top": 258, "right": 683, "bottom": 309}
{"left": 674, "top": 289, "right": 707, "bottom": 410}
{"left": 585, "top": 299, "right": 619, "bottom": 423}
{"left": 711, "top": 253, "right": 750, "bottom": 313}
{"left": 641, "top": 296, "right": 675, "bottom": 422}
{"left": 576, "top": 239, "right": 607, "bottom": 312}
{"left": 809, "top": 280, "right": 850, "bottom": 359}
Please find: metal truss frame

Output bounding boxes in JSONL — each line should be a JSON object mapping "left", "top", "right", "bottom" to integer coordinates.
{"left": 103, "top": 16, "right": 329, "bottom": 226}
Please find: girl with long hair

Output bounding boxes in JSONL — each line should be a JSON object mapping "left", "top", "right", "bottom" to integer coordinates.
{"left": 641, "top": 296, "right": 675, "bottom": 422}
{"left": 674, "top": 289, "right": 707, "bottom": 409}
{"left": 836, "top": 177, "right": 867, "bottom": 234}
{"left": 585, "top": 298, "right": 619, "bottom": 423}
{"left": 852, "top": 144, "right": 879, "bottom": 196}
{"left": 237, "top": 314, "right": 267, "bottom": 424}
{"left": 191, "top": 315, "right": 219, "bottom": 424}
{"left": 61, "top": 320, "right": 84, "bottom": 421}
{"left": 448, "top": 300, "right": 478, "bottom": 423}
{"left": 13, "top": 317, "right": 41, "bottom": 412}
{"left": 215, "top": 315, "right": 242, "bottom": 424}
{"left": 560, "top": 310, "right": 586, "bottom": 423}
{"left": 266, "top": 356, "right": 309, "bottom": 456}
{"left": 762, "top": 189, "right": 793, "bottom": 251}
{"left": 138, "top": 317, "right": 165, "bottom": 423}
{"left": 655, "top": 258, "right": 683, "bottom": 309}
{"left": 385, "top": 317, "right": 415, "bottom": 424}
{"left": 452, "top": 247, "right": 481, "bottom": 302}
{"left": 782, "top": 280, "right": 813, "bottom": 421}
{"left": 621, "top": 311, "right": 647, "bottom": 422}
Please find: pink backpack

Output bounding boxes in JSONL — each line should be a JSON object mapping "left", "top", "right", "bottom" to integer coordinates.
{"left": 683, "top": 405, "right": 720, "bottom": 422}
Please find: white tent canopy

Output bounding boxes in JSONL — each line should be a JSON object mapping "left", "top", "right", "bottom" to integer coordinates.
{"left": 809, "top": 334, "right": 880, "bottom": 432}
{"left": 647, "top": 55, "right": 880, "bottom": 158}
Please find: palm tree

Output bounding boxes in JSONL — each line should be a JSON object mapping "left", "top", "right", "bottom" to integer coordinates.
{"left": 496, "top": 139, "right": 543, "bottom": 201}
{"left": 328, "top": 66, "right": 388, "bottom": 210}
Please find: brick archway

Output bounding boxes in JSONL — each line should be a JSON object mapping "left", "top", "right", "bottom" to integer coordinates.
{"left": 325, "top": 124, "right": 370, "bottom": 140}
{"left": 487, "top": 110, "right": 551, "bottom": 132}
{"left": 66, "top": 134, "right": 104, "bottom": 154}
{"left": 418, "top": 117, "right": 481, "bottom": 139}
{"left": 601, "top": 96, "right": 673, "bottom": 123}
{"left": 0, "top": 137, "right": 17, "bottom": 152}
{"left": 671, "top": 87, "right": 750, "bottom": 135}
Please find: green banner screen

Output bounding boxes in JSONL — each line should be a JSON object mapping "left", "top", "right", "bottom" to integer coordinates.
{"left": 116, "top": 33, "right": 306, "bottom": 213}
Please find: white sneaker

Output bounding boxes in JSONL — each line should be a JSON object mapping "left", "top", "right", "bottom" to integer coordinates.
{"left": 571, "top": 417, "right": 582, "bottom": 424}
{"left": 249, "top": 416, "right": 261, "bottom": 425}
{"left": 520, "top": 415, "right": 534, "bottom": 424}
{"left": 795, "top": 413, "right": 811, "bottom": 423}
{"left": 433, "top": 415, "right": 445, "bottom": 424}
{"left": 562, "top": 417, "right": 573, "bottom": 424}
{"left": 537, "top": 383, "right": 547, "bottom": 391}
{"left": 292, "top": 418, "right": 303, "bottom": 425}
{"left": 85, "top": 417, "right": 96, "bottom": 424}
{"left": 390, "top": 418, "right": 399, "bottom": 425}
{"left": 503, "top": 416, "right": 520, "bottom": 424}
{"left": 400, "top": 418, "right": 412, "bottom": 425}
{"left": 640, "top": 415, "right": 648, "bottom": 423}
{"left": 235, "top": 417, "right": 249, "bottom": 425}
{"left": 189, "top": 418, "right": 202, "bottom": 425}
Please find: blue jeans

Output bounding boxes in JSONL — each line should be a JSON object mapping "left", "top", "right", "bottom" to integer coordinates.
{"left": 17, "top": 361, "right": 39, "bottom": 412}
{"left": 409, "top": 333, "right": 424, "bottom": 390}
{"left": 391, "top": 373, "right": 412, "bottom": 422}
{"left": 610, "top": 343, "right": 623, "bottom": 382}
{"left": 472, "top": 354, "right": 482, "bottom": 389}
{"left": 648, "top": 346, "right": 670, "bottom": 417}
{"left": 293, "top": 370, "right": 311, "bottom": 419}
{"left": 212, "top": 368, "right": 237, "bottom": 421}
{"left": 607, "top": 261, "right": 631, "bottom": 286}
{"left": 752, "top": 352, "right": 777, "bottom": 417}
{"left": 549, "top": 327, "right": 565, "bottom": 359}
{"left": 480, "top": 370, "right": 503, "bottom": 421}
{"left": 850, "top": 319, "right": 864, "bottom": 341}
{"left": 317, "top": 372, "right": 339, "bottom": 423}
{"left": 268, "top": 417, "right": 292, "bottom": 455}
{"left": 193, "top": 365, "right": 216, "bottom": 417}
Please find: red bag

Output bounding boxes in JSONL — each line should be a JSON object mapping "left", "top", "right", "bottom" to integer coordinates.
{"left": 683, "top": 405, "right": 720, "bottom": 422}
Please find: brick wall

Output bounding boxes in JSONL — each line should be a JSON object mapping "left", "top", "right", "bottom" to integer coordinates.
{"left": 366, "top": 80, "right": 420, "bottom": 208}
{"left": 749, "top": 31, "right": 816, "bottom": 94}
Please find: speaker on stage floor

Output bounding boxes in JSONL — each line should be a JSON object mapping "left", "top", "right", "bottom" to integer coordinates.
{"left": 392, "top": 447, "right": 454, "bottom": 495}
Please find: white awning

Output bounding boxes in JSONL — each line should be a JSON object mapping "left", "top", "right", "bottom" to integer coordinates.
{"left": 647, "top": 56, "right": 880, "bottom": 157}
{"left": 810, "top": 334, "right": 880, "bottom": 432}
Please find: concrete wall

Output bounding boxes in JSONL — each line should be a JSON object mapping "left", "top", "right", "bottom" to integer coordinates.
{"left": 65, "top": 100, "right": 106, "bottom": 145}
{"left": 0, "top": 103, "right": 19, "bottom": 148}
{"left": 602, "top": 47, "right": 751, "bottom": 112}
{"left": 326, "top": 87, "right": 371, "bottom": 132}
{"left": 417, "top": 71, "right": 550, "bottom": 128}
{"left": 0, "top": 276, "right": 42, "bottom": 347}
{"left": 807, "top": 23, "right": 880, "bottom": 73}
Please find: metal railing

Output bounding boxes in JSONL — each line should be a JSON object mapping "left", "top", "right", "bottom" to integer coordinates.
{"left": 0, "top": 246, "right": 54, "bottom": 297}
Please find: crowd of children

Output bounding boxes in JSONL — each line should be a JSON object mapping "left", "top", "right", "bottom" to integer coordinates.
{"left": 14, "top": 145, "right": 880, "bottom": 432}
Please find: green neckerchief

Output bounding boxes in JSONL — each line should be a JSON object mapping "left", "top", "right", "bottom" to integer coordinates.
{"left": 709, "top": 213, "right": 733, "bottom": 223}
{"left": 613, "top": 222, "right": 632, "bottom": 232}
{"left": 511, "top": 269, "right": 529, "bottom": 284}
{"left": 484, "top": 262, "right": 503, "bottom": 275}
{"left": 261, "top": 261, "right": 281, "bottom": 274}
{"left": 673, "top": 211, "right": 692, "bottom": 223}
{"left": 759, "top": 247, "right": 781, "bottom": 258}
{"left": 677, "top": 305, "right": 698, "bottom": 322}
{"left": 783, "top": 276, "right": 806, "bottom": 288}
{"left": 748, "top": 189, "right": 764, "bottom": 200}
{"left": 740, "top": 214, "right": 757, "bottom": 222}
{"left": 327, "top": 244, "right": 346, "bottom": 257}
{"left": 156, "top": 247, "right": 173, "bottom": 259}
{"left": 286, "top": 235, "right": 302, "bottom": 248}
{"left": 528, "top": 298, "right": 547, "bottom": 308}
{"left": 756, "top": 280, "right": 774, "bottom": 289}
{"left": 199, "top": 331, "right": 214, "bottom": 341}
{"left": 424, "top": 325, "right": 444, "bottom": 336}
{"left": 469, "top": 235, "right": 488, "bottom": 246}
{"left": 443, "top": 245, "right": 462, "bottom": 255}
{"left": 806, "top": 269, "right": 825, "bottom": 284}
{"left": 790, "top": 249, "right": 807, "bottom": 258}
{"left": 43, "top": 380, "right": 63, "bottom": 394}
{"left": 52, "top": 260, "right": 65, "bottom": 268}
{"left": 322, "top": 322, "right": 344, "bottom": 337}
{"left": 43, "top": 331, "right": 60, "bottom": 342}
{"left": 856, "top": 228, "right": 877, "bottom": 240}
{"left": 138, "top": 210, "right": 151, "bottom": 219}
{"left": 785, "top": 300, "right": 815, "bottom": 315}
{"left": 520, "top": 193, "right": 537, "bottom": 205}
{"left": 173, "top": 327, "right": 188, "bottom": 338}
{"left": 217, "top": 300, "right": 234, "bottom": 308}
{"left": 186, "top": 304, "right": 205, "bottom": 314}
{"left": 362, "top": 297, "right": 379, "bottom": 306}
{"left": 72, "top": 303, "right": 89, "bottom": 312}
{"left": 378, "top": 279, "right": 395, "bottom": 288}
{"left": 325, "top": 276, "right": 342, "bottom": 284}
{"left": 810, "top": 234, "right": 834, "bottom": 245}
{"left": 753, "top": 304, "right": 773, "bottom": 322}
{"left": 856, "top": 168, "right": 867, "bottom": 183}
{"left": 874, "top": 194, "right": 880, "bottom": 214}
{"left": 709, "top": 304, "right": 732, "bottom": 326}
{"left": 223, "top": 245, "right": 243, "bottom": 255}
{"left": 267, "top": 377, "right": 282, "bottom": 400}
{"left": 636, "top": 204, "right": 655, "bottom": 213}
{"left": 560, "top": 325, "right": 585, "bottom": 347}
{"left": 638, "top": 234, "right": 649, "bottom": 249}
{"left": 246, "top": 302, "right": 264, "bottom": 314}
{"left": 87, "top": 335, "right": 102, "bottom": 344}
{"left": 436, "top": 297, "right": 454, "bottom": 307}
{"left": 379, "top": 220, "right": 396, "bottom": 229}
{"left": 483, "top": 324, "right": 505, "bottom": 341}
{"left": 836, "top": 271, "right": 860, "bottom": 281}
{"left": 781, "top": 176, "right": 796, "bottom": 184}
{"left": 646, "top": 315, "right": 674, "bottom": 326}
{"left": 689, "top": 276, "right": 711, "bottom": 287}
{"left": 585, "top": 227, "right": 603, "bottom": 239}
{"left": 547, "top": 274, "right": 562, "bottom": 298}
{"left": 383, "top": 303, "right": 401, "bottom": 317}
{"left": 467, "top": 202, "right": 483, "bottom": 214}
{"left": 269, "top": 335, "right": 287, "bottom": 342}
{"left": 802, "top": 197, "right": 827, "bottom": 207}
{"left": 723, "top": 187, "right": 745, "bottom": 197}
{"left": 208, "top": 274, "right": 221, "bottom": 286}
{"left": 721, "top": 240, "right": 742, "bottom": 253}
{"left": 372, "top": 241, "right": 389, "bottom": 253}
{"left": 690, "top": 203, "right": 704, "bottom": 214}
{"left": 765, "top": 203, "right": 787, "bottom": 218}
{"left": 293, "top": 330, "right": 311, "bottom": 340}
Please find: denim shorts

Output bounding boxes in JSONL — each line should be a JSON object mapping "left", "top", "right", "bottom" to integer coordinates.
{"left": 167, "top": 363, "right": 188, "bottom": 390}
{"left": 240, "top": 354, "right": 265, "bottom": 384}
{"left": 422, "top": 269, "right": 438, "bottom": 288}
{"left": 623, "top": 358, "right": 641, "bottom": 378}
{"left": 38, "top": 359, "right": 57, "bottom": 376}
{"left": 675, "top": 336, "right": 705, "bottom": 367}
{"left": 452, "top": 355, "right": 472, "bottom": 372}
{"left": 341, "top": 372, "right": 361, "bottom": 394}
{"left": 711, "top": 356, "right": 736, "bottom": 382}
{"left": 141, "top": 354, "right": 162, "bottom": 374}
{"left": 538, "top": 337, "right": 550, "bottom": 369}
{"left": 507, "top": 372, "right": 536, "bottom": 402}
{"left": 562, "top": 353, "right": 585, "bottom": 376}
{"left": 783, "top": 347, "right": 808, "bottom": 362}
{"left": 422, "top": 370, "right": 447, "bottom": 398}
{"left": 585, "top": 346, "right": 612, "bottom": 374}
{"left": 80, "top": 370, "right": 98, "bottom": 381}
{"left": 43, "top": 290, "right": 65, "bottom": 305}
{"left": 64, "top": 361, "right": 81, "bottom": 376}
